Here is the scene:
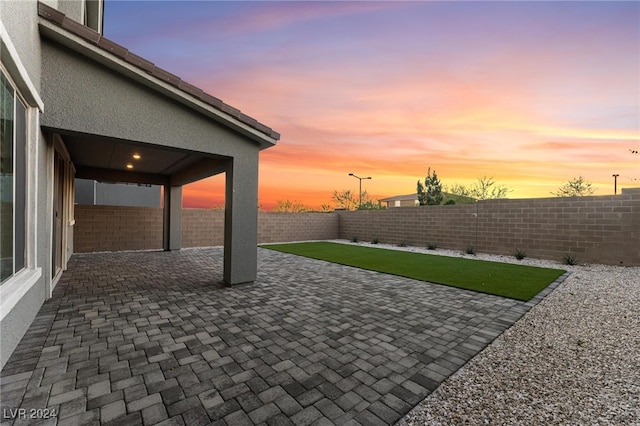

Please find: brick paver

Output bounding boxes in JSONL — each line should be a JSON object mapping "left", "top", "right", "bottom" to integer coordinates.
{"left": 0, "top": 247, "right": 566, "bottom": 425}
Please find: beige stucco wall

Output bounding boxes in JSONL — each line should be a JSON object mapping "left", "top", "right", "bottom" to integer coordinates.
{"left": 1, "top": 0, "right": 51, "bottom": 370}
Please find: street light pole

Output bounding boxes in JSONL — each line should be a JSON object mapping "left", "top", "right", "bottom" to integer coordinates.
{"left": 349, "top": 173, "right": 372, "bottom": 207}
{"left": 613, "top": 174, "right": 619, "bottom": 194}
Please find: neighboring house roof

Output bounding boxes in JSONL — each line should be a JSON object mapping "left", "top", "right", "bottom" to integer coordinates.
{"left": 379, "top": 193, "right": 419, "bottom": 202}
{"left": 37, "top": 2, "right": 280, "bottom": 143}
{"left": 380, "top": 192, "right": 477, "bottom": 204}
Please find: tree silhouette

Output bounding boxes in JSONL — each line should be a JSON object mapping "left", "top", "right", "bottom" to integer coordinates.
{"left": 552, "top": 176, "right": 595, "bottom": 197}
{"left": 417, "top": 167, "right": 443, "bottom": 205}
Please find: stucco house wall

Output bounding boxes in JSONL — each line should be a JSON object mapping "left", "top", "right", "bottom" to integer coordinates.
{"left": 1, "top": 0, "right": 52, "bottom": 371}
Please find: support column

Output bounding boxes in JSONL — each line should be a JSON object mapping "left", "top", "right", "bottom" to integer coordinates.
{"left": 223, "top": 155, "right": 259, "bottom": 285}
{"left": 163, "top": 185, "right": 182, "bottom": 251}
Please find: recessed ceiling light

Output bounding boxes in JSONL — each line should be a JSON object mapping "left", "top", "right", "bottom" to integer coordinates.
{"left": 126, "top": 164, "right": 134, "bottom": 169}
{"left": 132, "top": 154, "right": 141, "bottom": 160}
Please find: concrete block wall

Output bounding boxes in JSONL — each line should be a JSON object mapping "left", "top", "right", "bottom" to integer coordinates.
{"left": 73, "top": 189, "right": 639, "bottom": 265}
{"left": 182, "top": 208, "right": 225, "bottom": 247}
{"left": 258, "top": 212, "right": 339, "bottom": 243}
{"left": 338, "top": 188, "right": 640, "bottom": 266}
{"left": 74, "top": 205, "right": 163, "bottom": 252}
{"left": 74, "top": 207, "right": 338, "bottom": 251}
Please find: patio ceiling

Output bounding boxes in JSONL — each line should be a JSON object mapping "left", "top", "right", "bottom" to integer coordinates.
{"left": 53, "top": 129, "right": 229, "bottom": 186}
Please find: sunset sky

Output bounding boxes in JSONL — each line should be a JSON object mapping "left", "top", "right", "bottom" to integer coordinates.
{"left": 105, "top": 1, "right": 640, "bottom": 210}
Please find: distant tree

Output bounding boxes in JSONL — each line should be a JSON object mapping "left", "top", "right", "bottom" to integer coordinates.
{"left": 332, "top": 189, "right": 360, "bottom": 210}
{"left": 446, "top": 183, "right": 471, "bottom": 198}
{"left": 469, "top": 176, "right": 511, "bottom": 200}
{"left": 552, "top": 176, "right": 595, "bottom": 197}
{"left": 417, "top": 167, "right": 444, "bottom": 205}
{"left": 273, "top": 199, "right": 308, "bottom": 212}
{"left": 357, "top": 199, "right": 386, "bottom": 210}
{"left": 331, "top": 190, "right": 382, "bottom": 210}
{"left": 320, "top": 204, "right": 334, "bottom": 212}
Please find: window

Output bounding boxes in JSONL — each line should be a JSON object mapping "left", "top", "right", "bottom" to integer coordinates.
{"left": 1, "top": 71, "right": 26, "bottom": 284}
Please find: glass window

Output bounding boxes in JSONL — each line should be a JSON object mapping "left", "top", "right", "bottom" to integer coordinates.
{"left": 1, "top": 71, "right": 26, "bottom": 283}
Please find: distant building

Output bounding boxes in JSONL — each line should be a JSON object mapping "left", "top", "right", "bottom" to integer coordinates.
{"left": 380, "top": 193, "right": 420, "bottom": 208}
{"left": 380, "top": 192, "right": 476, "bottom": 207}
{"left": 75, "top": 179, "right": 161, "bottom": 207}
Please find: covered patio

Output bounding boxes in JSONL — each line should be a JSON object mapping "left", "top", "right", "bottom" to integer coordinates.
{"left": 0, "top": 247, "right": 562, "bottom": 425}
{"left": 38, "top": 2, "right": 279, "bottom": 286}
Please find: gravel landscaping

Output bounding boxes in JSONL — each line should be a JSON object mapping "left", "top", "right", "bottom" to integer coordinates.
{"left": 346, "top": 242, "right": 640, "bottom": 425}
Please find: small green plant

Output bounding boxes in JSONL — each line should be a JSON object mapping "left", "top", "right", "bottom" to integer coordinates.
{"left": 351, "top": 237, "right": 359, "bottom": 243}
{"left": 371, "top": 237, "right": 379, "bottom": 244}
{"left": 514, "top": 248, "right": 527, "bottom": 260}
{"left": 563, "top": 253, "right": 578, "bottom": 265}
{"left": 464, "top": 245, "right": 475, "bottom": 255}
{"left": 426, "top": 242, "right": 438, "bottom": 250}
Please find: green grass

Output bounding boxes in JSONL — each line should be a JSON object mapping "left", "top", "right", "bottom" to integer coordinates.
{"left": 261, "top": 242, "right": 565, "bottom": 301}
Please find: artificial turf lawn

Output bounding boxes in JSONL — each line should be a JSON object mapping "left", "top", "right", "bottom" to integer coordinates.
{"left": 261, "top": 242, "right": 565, "bottom": 301}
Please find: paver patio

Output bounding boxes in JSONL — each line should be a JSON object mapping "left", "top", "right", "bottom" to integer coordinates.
{"left": 0, "top": 247, "right": 566, "bottom": 425}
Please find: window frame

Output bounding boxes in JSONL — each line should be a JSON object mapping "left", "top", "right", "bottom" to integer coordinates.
{"left": 0, "top": 22, "right": 44, "bottom": 320}
{"left": 1, "top": 69, "right": 27, "bottom": 283}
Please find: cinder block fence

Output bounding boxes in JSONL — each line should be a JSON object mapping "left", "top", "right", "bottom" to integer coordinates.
{"left": 73, "top": 207, "right": 339, "bottom": 252}
{"left": 74, "top": 188, "right": 640, "bottom": 266}
{"left": 337, "top": 188, "right": 640, "bottom": 266}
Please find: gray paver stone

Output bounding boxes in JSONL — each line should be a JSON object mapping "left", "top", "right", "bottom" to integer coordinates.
{"left": 101, "top": 400, "right": 126, "bottom": 423}
{"left": 180, "top": 406, "right": 210, "bottom": 426}
{"left": 290, "top": 406, "right": 322, "bottom": 426}
{"left": 223, "top": 410, "right": 253, "bottom": 426}
{"left": 248, "top": 402, "right": 281, "bottom": 424}
{"left": 142, "top": 403, "right": 169, "bottom": 425}
{"left": 275, "top": 394, "right": 304, "bottom": 417}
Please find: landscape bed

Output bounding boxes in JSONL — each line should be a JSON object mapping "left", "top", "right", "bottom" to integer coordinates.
{"left": 261, "top": 242, "right": 565, "bottom": 301}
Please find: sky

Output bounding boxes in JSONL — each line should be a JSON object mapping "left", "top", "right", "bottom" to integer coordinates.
{"left": 104, "top": 0, "right": 640, "bottom": 210}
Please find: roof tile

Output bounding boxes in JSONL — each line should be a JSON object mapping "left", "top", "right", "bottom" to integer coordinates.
{"left": 61, "top": 17, "right": 100, "bottom": 44}
{"left": 125, "top": 52, "right": 155, "bottom": 73}
{"left": 220, "top": 104, "right": 241, "bottom": 118}
{"left": 150, "top": 66, "right": 181, "bottom": 86}
{"left": 38, "top": 2, "right": 64, "bottom": 25}
{"left": 200, "top": 93, "right": 224, "bottom": 109}
{"left": 97, "top": 37, "right": 128, "bottom": 59}
{"left": 178, "top": 81, "right": 204, "bottom": 98}
{"left": 238, "top": 113, "right": 259, "bottom": 128}
{"left": 254, "top": 122, "right": 273, "bottom": 136}
{"left": 269, "top": 130, "right": 281, "bottom": 140}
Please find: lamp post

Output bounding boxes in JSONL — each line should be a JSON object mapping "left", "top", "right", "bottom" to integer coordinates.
{"left": 349, "top": 173, "right": 372, "bottom": 208}
{"left": 613, "top": 174, "right": 619, "bottom": 194}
